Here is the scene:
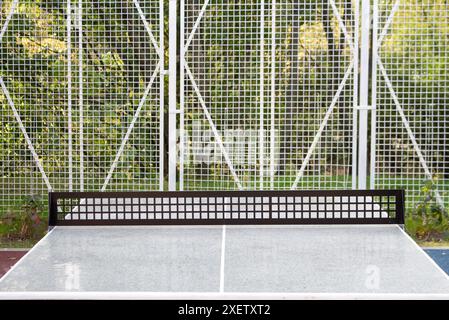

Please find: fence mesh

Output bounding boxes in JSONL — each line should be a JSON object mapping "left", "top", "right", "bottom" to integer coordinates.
{"left": 181, "top": 0, "right": 357, "bottom": 191}
{"left": 374, "top": 0, "right": 449, "bottom": 208}
{"left": 0, "top": 0, "right": 163, "bottom": 216}
{"left": 1, "top": 0, "right": 448, "bottom": 216}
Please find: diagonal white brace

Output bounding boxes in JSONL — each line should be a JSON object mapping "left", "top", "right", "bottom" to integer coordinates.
{"left": 133, "top": 0, "right": 162, "bottom": 59}
{"left": 259, "top": 0, "right": 265, "bottom": 190}
{"left": 0, "top": 77, "right": 52, "bottom": 191}
{"left": 101, "top": 62, "right": 161, "bottom": 191}
{"left": 0, "top": 0, "right": 18, "bottom": 43}
{"left": 377, "top": 58, "right": 444, "bottom": 207}
{"left": 185, "top": 61, "right": 243, "bottom": 190}
{"left": 184, "top": 0, "right": 210, "bottom": 53}
{"left": 291, "top": 61, "right": 354, "bottom": 190}
{"left": 377, "top": 0, "right": 401, "bottom": 47}
{"left": 329, "top": 0, "right": 355, "bottom": 55}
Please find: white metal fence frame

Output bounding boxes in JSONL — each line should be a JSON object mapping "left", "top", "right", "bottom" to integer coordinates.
{"left": 1, "top": 0, "right": 448, "bottom": 211}
{"left": 176, "top": 0, "right": 359, "bottom": 192}
{"left": 0, "top": 0, "right": 165, "bottom": 213}
{"left": 0, "top": 0, "right": 53, "bottom": 192}
{"left": 371, "top": 0, "right": 447, "bottom": 207}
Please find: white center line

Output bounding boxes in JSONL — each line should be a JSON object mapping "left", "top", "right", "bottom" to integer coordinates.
{"left": 219, "top": 225, "right": 226, "bottom": 293}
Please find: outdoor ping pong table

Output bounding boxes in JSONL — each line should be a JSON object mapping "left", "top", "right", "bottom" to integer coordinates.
{"left": 1, "top": 189, "right": 449, "bottom": 300}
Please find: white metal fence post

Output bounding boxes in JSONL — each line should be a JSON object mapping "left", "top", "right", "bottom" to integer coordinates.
{"left": 67, "top": 0, "right": 73, "bottom": 192}
{"left": 159, "top": 0, "right": 165, "bottom": 191}
{"left": 352, "top": 0, "right": 360, "bottom": 190}
{"left": 270, "top": 0, "right": 276, "bottom": 190}
{"left": 168, "top": 0, "right": 178, "bottom": 191}
{"left": 358, "top": 0, "right": 371, "bottom": 189}
{"left": 259, "top": 0, "right": 265, "bottom": 190}
{"left": 370, "top": 0, "right": 379, "bottom": 190}
{"left": 179, "top": 0, "right": 185, "bottom": 190}
{"left": 78, "top": 0, "right": 84, "bottom": 191}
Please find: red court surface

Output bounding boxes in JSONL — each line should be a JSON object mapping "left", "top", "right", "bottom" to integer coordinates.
{"left": 0, "top": 251, "right": 27, "bottom": 278}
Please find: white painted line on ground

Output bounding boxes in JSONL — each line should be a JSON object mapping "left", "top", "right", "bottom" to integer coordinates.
{"left": 0, "top": 228, "right": 55, "bottom": 283}
{"left": 219, "top": 225, "right": 226, "bottom": 293}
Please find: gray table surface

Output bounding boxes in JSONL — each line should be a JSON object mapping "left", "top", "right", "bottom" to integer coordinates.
{"left": 1, "top": 225, "right": 449, "bottom": 298}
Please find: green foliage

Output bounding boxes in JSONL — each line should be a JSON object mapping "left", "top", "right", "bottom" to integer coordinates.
{"left": 0, "top": 195, "right": 47, "bottom": 241}
{"left": 406, "top": 177, "right": 449, "bottom": 242}
{"left": 1, "top": 0, "right": 449, "bottom": 212}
